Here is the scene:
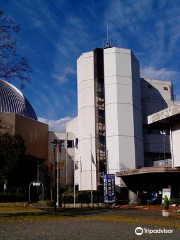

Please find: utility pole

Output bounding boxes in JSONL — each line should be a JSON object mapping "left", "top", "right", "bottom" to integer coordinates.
{"left": 90, "top": 133, "right": 93, "bottom": 208}
{"left": 53, "top": 144, "right": 57, "bottom": 216}
{"left": 160, "top": 130, "right": 167, "bottom": 160}
{"left": 56, "top": 144, "right": 59, "bottom": 208}
{"left": 51, "top": 139, "right": 60, "bottom": 216}
{"left": 106, "top": 149, "right": 109, "bottom": 174}
{"left": 66, "top": 133, "right": 68, "bottom": 186}
{"left": 74, "top": 134, "right": 76, "bottom": 208}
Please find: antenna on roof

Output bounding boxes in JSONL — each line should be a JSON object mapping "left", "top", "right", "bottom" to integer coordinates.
{"left": 107, "top": 19, "right": 109, "bottom": 42}
{"left": 104, "top": 18, "right": 112, "bottom": 49}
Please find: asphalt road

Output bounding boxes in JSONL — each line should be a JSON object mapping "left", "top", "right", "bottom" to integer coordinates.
{"left": 0, "top": 208, "right": 180, "bottom": 240}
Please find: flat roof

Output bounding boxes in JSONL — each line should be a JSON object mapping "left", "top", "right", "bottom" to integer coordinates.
{"left": 148, "top": 103, "right": 180, "bottom": 124}
{"left": 116, "top": 165, "right": 180, "bottom": 177}
{"left": 141, "top": 78, "right": 172, "bottom": 85}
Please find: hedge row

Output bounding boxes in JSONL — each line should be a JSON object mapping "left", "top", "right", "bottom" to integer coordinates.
{"left": 0, "top": 192, "right": 27, "bottom": 202}
{"left": 61, "top": 190, "right": 104, "bottom": 204}
{"left": 169, "top": 198, "right": 180, "bottom": 205}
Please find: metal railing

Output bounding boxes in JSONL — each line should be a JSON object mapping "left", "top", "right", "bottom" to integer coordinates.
{"left": 148, "top": 159, "right": 172, "bottom": 167}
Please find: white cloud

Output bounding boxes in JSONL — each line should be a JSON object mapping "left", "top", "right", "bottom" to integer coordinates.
{"left": 64, "top": 66, "right": 76, "bottom": 75}
{"left": 53, "top": 66, "right": 76, "bottom": 84}
{"left": 141, "top": 66, "right": 177, "bottom": 80}
{"left": 57, "top": 45, "right": 70, "bottom": 58}
{"left": 108, "top": 0, "right": 180, "bottom": 70}
{"left": 38, "top": 117, "right": 72, "bottom": 132}
{"left": 53, "top": 75, "right": 68, "bottom": 84}
{"left": 33, "top": 20, "right": 43, "bottom": 28}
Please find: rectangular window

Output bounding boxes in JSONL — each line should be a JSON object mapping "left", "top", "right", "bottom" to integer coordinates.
{"left": 164, "top": 87, "right": 168, "bottom": 91}
{"left": 99, "top": 109, "right": 105, "bottom": 118}
{"left": 147, "top": 128, "right": 170, "bottom": 135}
{"left": 67, "top": 140, "right": 74, "bottom": 148}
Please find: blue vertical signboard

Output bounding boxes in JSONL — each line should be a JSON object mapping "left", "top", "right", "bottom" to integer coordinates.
{"left": 104, "top": 174, "right": 115, "bottom": 203}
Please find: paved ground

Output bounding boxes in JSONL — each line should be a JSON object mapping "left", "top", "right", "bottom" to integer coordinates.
{"left": 0, "top": 208, "right": 180, "bottom": 240}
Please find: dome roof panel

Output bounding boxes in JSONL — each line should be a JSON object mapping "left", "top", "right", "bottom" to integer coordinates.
{"left": 0, "top": 79, "right": 37, "bottom": 120}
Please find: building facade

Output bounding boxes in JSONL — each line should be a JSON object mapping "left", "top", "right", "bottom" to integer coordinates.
{"left": 148, "top": 103, "right": 180, "bottom": 168}
{"left": 141, "top": 78, "right": 177, "bottom": 166}
{"left": 66, "top": 47, "right": 179, "bottom": 197}
{"left": 1, "top": 47, "right": 180, "bottom": 201}
{"left": 0, "top": 79, "right": 48, "bottom": 161}
{"left": 0, "top": 79, "right": 49, "bottom": 193}
{"left": 48, "top": 131, "right": 75, "bottom": 189}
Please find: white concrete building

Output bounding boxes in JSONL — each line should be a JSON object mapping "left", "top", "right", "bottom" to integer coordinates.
{"left": 141, "top": 78, "right": 177, "bottom": 165}
{"left": 65, "top": 46, "right": 179, "bottom": 196}
{"left": 46, "top": 46, "right": 180, "bottom": 202}
{"left": 48, "top": 131, "right": 74, "bottom": 189}
{"left": 148, "top": 103, "right": 180, "bottom": 168}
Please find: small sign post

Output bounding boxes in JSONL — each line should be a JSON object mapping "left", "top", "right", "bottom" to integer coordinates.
{"left": 33, "top": 182, "right": 40, "bottom": 186}
{"left": 103, "top": 174, "right": 115, "bottom": 203}
{"left": 29, "top": 180, "right": 44, "bottom": 203}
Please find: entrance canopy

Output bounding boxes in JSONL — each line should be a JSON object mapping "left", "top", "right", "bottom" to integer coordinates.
{"left": 116, "top": 166, "right": 180, "bottom": 199}
{"left": 148, "top": 103, "right": 180, "bottom": 124}
{"left": 116, "top": 165, "right": 180, "bottom": 177}
{"left": 148, "top": 103, "right": 180, "bottom": 168}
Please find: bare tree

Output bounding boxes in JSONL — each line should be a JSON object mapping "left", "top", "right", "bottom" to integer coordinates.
{"left": 0, "top": 7, "right": 32, "bottom": 89}
{"left": 0, "top": 113, "right": 14, "bottom": 133}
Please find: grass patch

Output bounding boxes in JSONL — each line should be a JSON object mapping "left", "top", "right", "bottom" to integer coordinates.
{"left": 170, "top": 212, "right": 180, "bottom": 219}
{"left": 0, "top": 206, "right": 42, "bottom": 214}
{"left": 0, "top": 206, "right": 70, "bottom": 222}
{"left": 1, "top": 206, "right": 180, "bottom": 229}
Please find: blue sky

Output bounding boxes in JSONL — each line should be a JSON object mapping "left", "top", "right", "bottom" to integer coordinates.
{"left": 2, "top": 0, "right": 180, "bottom": 131}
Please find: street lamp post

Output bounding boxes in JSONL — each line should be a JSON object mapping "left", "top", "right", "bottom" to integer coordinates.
{"left": 160, "top": 130, "right": 167, "bottom": 160}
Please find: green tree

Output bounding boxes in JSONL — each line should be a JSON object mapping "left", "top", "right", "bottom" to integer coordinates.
{"left": 0, "top": 132, "right": 38, "bottom": 192}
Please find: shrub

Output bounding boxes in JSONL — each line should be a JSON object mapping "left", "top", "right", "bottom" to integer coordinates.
{"left": 0, "top": 192, "right": 27, "bottom": 202}
{"left": 164, "top": 195, "right": 169, "bottom": 210}
{"left": 39, "top": 193, "right": 48, "bottom": 201}
{"left": 169, "top": 198, "right": 179, "bottom": 205}
{"left": 93, "top": 190, "right": 104, "bottom": 203}
{"left": 61, "top": 189, "right": 104, "bottom": 204}
{"left": 78, "top": 191, "right": 91, "bottom": 203}
{"left": 61, "top": 195, "right": 74, "bottom": 204}
{"left": 46, "top": 200, "right": 54, "bottom": 207}
{"left": 78, "top": 190, "right": 103, "bottom": 203}
{"left": 61, "top": 186, "right": 76, "bottom": 204}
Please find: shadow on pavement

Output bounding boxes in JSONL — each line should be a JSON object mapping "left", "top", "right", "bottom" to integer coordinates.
{"left": 1, "top": 211, "right": 50, "bottom": 218}
{"left": 59, "top": 208, "right": 109, "bottom": 217}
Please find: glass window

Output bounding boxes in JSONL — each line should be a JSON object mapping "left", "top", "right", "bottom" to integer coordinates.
{"left": 67, "top": 140, "right": 74, "bottom": 148}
